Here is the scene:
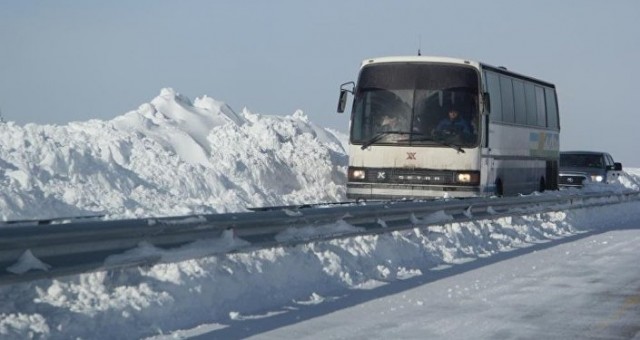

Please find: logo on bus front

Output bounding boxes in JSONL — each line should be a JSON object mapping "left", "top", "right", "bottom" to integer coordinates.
{"left": 406, "top": 152, "right": 416, "bottom": 160}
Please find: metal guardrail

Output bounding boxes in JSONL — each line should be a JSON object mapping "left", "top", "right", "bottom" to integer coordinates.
{"left": 1, "top": 189, "right": 639, "bottom": 286}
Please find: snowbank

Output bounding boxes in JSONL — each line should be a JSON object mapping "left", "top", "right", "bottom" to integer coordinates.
{"left": 0, "top": 88, "right": 347, "bottom": 220}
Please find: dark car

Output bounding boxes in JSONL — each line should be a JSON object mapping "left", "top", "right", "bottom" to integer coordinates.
{"left": 558, "top": 151, "right": 623, "bottom": 188}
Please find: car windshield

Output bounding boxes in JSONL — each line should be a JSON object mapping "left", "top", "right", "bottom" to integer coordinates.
{"left": 350, "top": 63, "right": 480, "bottom": 148}
{"left": 560, "top": 154, "right": 604, "bottom": 168}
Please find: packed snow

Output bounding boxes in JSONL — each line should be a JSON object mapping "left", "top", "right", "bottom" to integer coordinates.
{"left": 1, "top": 89, "right": 640, "bottom": 339}
{"left": 0, "top": 88, "right": 347, "bottom": 220}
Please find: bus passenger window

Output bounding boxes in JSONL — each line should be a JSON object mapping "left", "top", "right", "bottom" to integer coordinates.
{"left": 500, "top": 75, "right": 515, "bottom": 123}
{"left": 535, "top": 86, "right": 547, "bottom": 127}
{"left": 485, "top": 71, "right": 502, "bottom": 122}
{"left": 545, "top": 88, "right": 559, "bottom": 129}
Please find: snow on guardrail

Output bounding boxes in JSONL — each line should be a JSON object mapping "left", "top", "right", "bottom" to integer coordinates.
{"left": 1, "top": 189, "right": 639, "bottom": 286}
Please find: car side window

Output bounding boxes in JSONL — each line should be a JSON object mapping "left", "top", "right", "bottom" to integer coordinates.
{"left": 605, "top": 154, "right": 614, "bottom": 168}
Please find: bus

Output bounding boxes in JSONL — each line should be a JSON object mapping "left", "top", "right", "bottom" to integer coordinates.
{"left": 337, "top": 56, "right": 560, "bottom": 199}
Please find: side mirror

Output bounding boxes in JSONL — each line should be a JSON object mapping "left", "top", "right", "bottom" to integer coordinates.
{"left": 614, "top": 162, "right": 622, "bottom": 171}
{"left": 482, "top": 92, "right": 491, "bottom": 114}
{"left": 337, "top": 90, "right": 348, "bottom": 113}
{"left": 337, "top": 81, "right": 355, "bottom": 114}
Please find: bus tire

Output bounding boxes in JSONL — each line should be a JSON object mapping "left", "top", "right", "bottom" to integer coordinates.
{"left": 495, "top": 179, "right": 504, "bottom": 197}
{"left": 539, "top": 177, "right": 546, "bottom": 193}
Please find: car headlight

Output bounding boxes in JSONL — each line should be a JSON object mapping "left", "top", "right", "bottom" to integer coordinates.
{"left": 350, "top": 169, "right": 366, "bottom": 180}
{"left": 590, "top": 175, "right": 604, "bottom": 182}
{"left": 456, "top": 172, "right": 479, "bottom": 184}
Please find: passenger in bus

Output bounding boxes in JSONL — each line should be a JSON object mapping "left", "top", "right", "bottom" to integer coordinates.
{"left": 379, "top": 114, "right": 409, "bottom": 132}
{"left": 432, "top": 108, "right": 472, "bottom": 139}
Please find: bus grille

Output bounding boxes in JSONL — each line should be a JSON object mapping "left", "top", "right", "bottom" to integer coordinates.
{"left": 366, "top": 168, "right": 455, "bottom": 185}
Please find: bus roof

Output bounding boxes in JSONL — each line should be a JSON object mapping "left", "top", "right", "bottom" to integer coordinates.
{"left": 360, "top": 56, "right": 481, "bottom": 69}
{"left": 360, "top": 56, "right": 555, "bottom": 89}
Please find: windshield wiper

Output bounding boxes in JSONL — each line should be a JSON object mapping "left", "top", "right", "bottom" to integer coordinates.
{"left": 359, "top": 131, "right": 409, "bottom": 150}
{"left": 407, "top": 135, "right": 466, "bottom": 153}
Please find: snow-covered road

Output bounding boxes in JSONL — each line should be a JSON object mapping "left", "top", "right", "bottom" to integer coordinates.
{"left": 240, "top": 227, "right": 640, "bottom": 340}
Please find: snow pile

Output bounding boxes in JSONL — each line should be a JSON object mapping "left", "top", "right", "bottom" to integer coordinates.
{"left": 619, "top": 167, "right": 640, "bottom": 190}
{"left": 0, "top": 88, "right": 347, "bottom": 220}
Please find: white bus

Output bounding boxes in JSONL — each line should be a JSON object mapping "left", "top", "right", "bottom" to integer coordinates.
{"left": 337, "top": 56, "right": 560, "bottom": 199}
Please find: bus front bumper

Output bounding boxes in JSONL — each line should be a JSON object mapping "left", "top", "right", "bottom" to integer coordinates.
{"left": 346, "top": 183, "right": 481, "bottom": 200}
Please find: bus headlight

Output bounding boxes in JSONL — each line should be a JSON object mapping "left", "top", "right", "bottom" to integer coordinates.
{"left": 591, "top": 175, "right": 604, "bottom": 182}
{"left": 349, "top": 169, "right": 366, "bottom": 180}
{"left": 456, "top": 172, "right": 479, "bottom": 184}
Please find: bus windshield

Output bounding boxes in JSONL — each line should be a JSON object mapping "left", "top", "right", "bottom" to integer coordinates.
{"left": 350, "top": 63, "right": 480, "bottom": 148}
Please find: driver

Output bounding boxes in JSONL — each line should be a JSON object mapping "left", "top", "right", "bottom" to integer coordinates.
{"left": 433, "top": 108, "right": 472, "bottom": 138}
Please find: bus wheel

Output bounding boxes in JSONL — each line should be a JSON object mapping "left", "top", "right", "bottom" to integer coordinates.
{"left": 539, "top": 177, "right": 546, "bottom": 193}
{"left": 495, "top": 179, "right": 504, "bottom": 197}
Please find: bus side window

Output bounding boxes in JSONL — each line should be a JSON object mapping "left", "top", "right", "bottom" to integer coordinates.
{"left": 535, "top": 86, "right": 547, "bottom": 127}
{"left": 544, "top": 87, "right": 559, "bottom": 129}
{"left": 524, "top": 82, "right": 537, "bottom": 126}
{"left": 499, "top": 75, "right": 515, "bottom": 123}
{"left": 485, "top": 71, "right": 502, "bottom": 122}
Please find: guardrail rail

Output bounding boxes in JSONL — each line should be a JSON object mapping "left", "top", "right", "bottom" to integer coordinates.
{"left": 1, "top": 189, "right": 639, "bottom": 286}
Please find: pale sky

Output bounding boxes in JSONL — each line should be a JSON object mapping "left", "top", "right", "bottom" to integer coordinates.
{"left": 1, "top": 1, "right": 639, "bottom": 166}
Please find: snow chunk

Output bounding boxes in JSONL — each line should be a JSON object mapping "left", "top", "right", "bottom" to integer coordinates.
{"left": 7, "top": 249, "right": 51, "bottom": 274}
{"left": 411, "top": 210, "right": 454, "bottom": 225}
{"left": 0, "top": 313, "right": 50, "bottom": 338}
{"left": 275, "top": 220, "right": 362, "bottom": 243}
